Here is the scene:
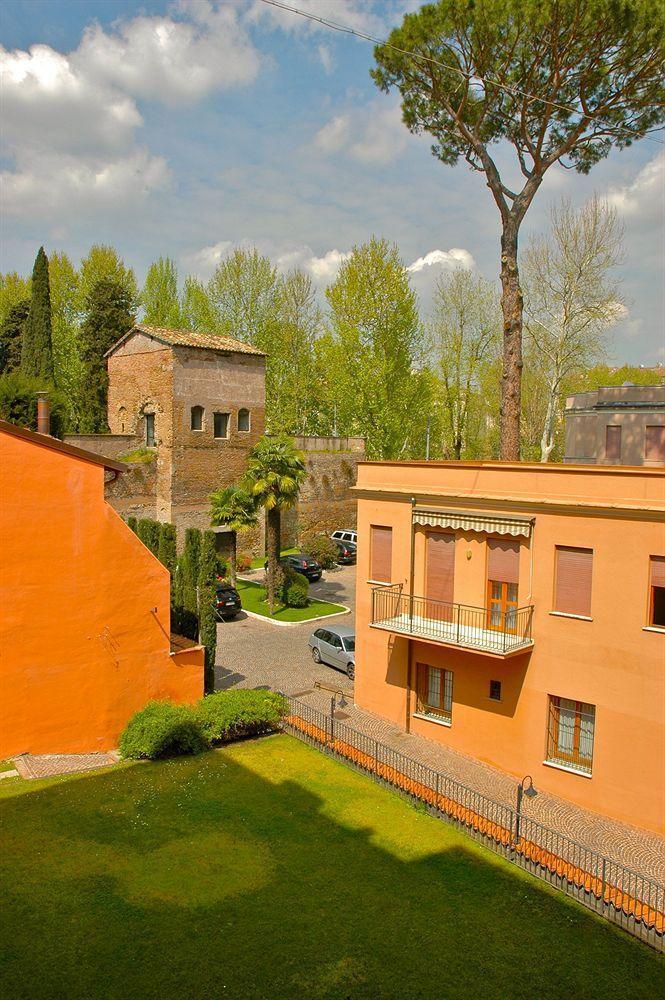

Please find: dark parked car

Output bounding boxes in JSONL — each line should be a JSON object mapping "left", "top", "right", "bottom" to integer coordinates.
{"left": 333, "top": 538, "right": 356, "bottom": 565}
{"left": 264, "top": 553, "right": 322, "bottom": 582}
{"left": 308, "top": 625, "right": 355, "bottom": 679}
{"left": 214, "top": 582, "right": 242, "bottom": 619}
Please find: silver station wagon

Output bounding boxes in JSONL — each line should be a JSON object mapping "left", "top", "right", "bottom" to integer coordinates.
{"left": 308, "top": 625, "right": 355, "bottom": 679}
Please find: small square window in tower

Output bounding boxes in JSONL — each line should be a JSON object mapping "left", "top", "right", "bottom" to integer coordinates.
{"left": 145, "top": 413, "right": 155, "bottom": 447}
{"left": 214, "top": 412, "right": 230, "bottom": 439}
{"left": 191, "top": 405, "right": 204, "bottom": 431}
{"left": 238, "top": 408, "right": 250, "bottom": 432}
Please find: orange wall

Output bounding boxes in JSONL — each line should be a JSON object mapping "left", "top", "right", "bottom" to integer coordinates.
{"left": 354, "top": 462, "right": 665, "bottom": 834}
{"left": 0, "top": 429, "right": 203, "bottom": 757}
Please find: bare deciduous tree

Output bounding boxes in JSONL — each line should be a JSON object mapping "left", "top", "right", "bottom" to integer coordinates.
{"left": 522, "top": 196, "right": 625, "bottom": 461}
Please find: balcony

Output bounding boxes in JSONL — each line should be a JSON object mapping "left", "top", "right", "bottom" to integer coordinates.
{"left": 370, "top": 584, "right": 534, "bottom": 656}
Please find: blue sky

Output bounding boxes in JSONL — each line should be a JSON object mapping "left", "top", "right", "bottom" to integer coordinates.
{"left": 2, "top": 0, "right": 663, "bottom": 362}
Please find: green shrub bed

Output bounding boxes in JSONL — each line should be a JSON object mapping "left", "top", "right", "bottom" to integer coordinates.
{"left": 119, "top": 690, "right": 286, "bottom": 760}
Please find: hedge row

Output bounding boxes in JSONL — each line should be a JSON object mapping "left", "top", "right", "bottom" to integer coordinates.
{"left": 119, "top": 690, "right": 287, "bottom": 760}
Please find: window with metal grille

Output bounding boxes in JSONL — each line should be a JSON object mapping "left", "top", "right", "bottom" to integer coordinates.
{"left": 213, "top": 412, "right": 229, "bottom": 439}
{"left": 546, "top": 696, "right": 595, "bottom": 774}
{"left": 489, "top": 679, "right": 502, "bottom": 701}
{"left": 415, "top": 663, "right": 453, "bottom": 724}
{"left": 648, "top": 556, "right": 665, "bottom": 627}
{"left": 237, "top": 408, "right": 250, "bottom": 432}
{"left": 190, "top": 405, "right": 204, "bottom": 431}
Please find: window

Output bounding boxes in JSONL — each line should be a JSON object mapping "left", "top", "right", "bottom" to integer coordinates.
{"left": 237, "top": 408, "right": 250, "bottom": 432}
{"left": 370, "top": 525, "right": 392, "bottom": 583}
{"left": 648, "top": 556, "right": 665, "bottom": 627}
{"left": 145, "top": 412, "right": 155, "bottom": 448}
{"left": 546, "top": 696, "right": 596, "bottom": 774}
{"left": 416, "top": 663, "right": 453, "bottom": 724}
{"left": 190, "top": 405, "right": 204, "bottom": 431}
{"left": 554, "top": 546, "right": 593, "bottom": 617}
{"left": 489, "top": 680, "right": 502, "bottom": 701}
{"left": 645, "top": 425, "right": 665, "bottom": 463}
{"left": 605, "top": 425, "right": 621, "bottom": 461}
{"left": 213, "top": 412, "right": 230, "bottom": 439}
{"left": 487, "top": 538, "right": 520, "bottom": 631}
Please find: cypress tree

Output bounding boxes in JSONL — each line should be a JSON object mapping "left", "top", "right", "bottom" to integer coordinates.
{"left": 0, "top": 299, "right": 29, "bottom": 376}
{"left": 79, "top": 278, "right": 134, "bottom": 432}
{"left": 157, "top": 523, "right": 177, "bottom": 578}
{"left": 22, "top": 247, "right": 54, "bottom": 380}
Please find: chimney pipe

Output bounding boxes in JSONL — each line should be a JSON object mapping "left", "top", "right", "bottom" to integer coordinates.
{"left": 36, "top": 392, "right": 51, "bottom": 436}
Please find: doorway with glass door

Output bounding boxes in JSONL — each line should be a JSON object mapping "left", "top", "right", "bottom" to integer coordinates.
{"left": 486, "top": 538, "right": 519, "bottom": 633}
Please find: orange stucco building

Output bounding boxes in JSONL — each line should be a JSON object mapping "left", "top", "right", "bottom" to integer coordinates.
{"left": 0, "top": 419, "right": 204, "bottom": 758}
{"left": 354, "top": 460, "right": 665, "bottom": 834}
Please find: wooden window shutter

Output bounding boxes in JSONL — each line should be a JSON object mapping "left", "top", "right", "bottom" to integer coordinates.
{"left": 555, "top": 547, "right": 593, "bottom": 616}
{"left": 370, "top": 526, "right": 392, "bottom": 583}
{"left": 650, "top": 556, "right": 665, "bottom": 589}
{"left": 645, "top": 426, "right": 665, "bottom": 462}
{"left": 605, "top": 425, "right": 621, "bottom": 461}
{"left": 426, "top": 532, "right": 455, "bottom": 604}
{"left": 487, "top": 538, "right": 520, "bottom": 585}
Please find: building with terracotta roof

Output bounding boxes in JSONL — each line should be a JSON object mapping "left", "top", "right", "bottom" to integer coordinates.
{"left": 0, "top": 416, "right": 204, "bottom": 757}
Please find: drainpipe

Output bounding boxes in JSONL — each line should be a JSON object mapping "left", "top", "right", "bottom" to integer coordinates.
{"left": 36, "top": 392, "right": 50, "bottom": 436}
{"left": 406, "top": 496, "right": 417, "bottom": 733}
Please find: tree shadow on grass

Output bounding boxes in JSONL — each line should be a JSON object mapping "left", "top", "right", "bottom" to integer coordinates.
{"left": 0, "top": 740, "right": 662, "bottom": 1000}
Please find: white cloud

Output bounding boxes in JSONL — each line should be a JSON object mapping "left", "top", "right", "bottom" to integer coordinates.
{"left": 317, "top": 44, "right": 334, "bottom": 75}
{"left": 313, "top": 101, "right": 408, "bottom": 166}
{"left": 605, "top": 151, "right": 665, "bottom": 217}
{"left": 77, "top": 4, "right": 261, "bottom": 108}
{"left": 248, "top": 0, "right": 386, "bottom": 35}
{"left": 275, "top": 245, "right": 351, "bottom": 280}
{"left": 181, "top": 240, "right": 235, "bottom": 277}
{"left": 407, "top": 248, "right": 476, "bottom": 273}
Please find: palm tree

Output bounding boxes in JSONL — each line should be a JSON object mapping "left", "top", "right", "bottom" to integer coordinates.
{"left": 209, "top": 485, "right": 258, "bottom": 585}
{"left": 244, "top": 436, "right": 306, "bottom": 610}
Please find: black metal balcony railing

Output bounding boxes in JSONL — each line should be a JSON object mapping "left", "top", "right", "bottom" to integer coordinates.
{"left": 371, "top": 584, "right": 534, "bottom": 655}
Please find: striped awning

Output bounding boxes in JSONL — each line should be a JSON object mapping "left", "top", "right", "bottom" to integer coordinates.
{"left": 413, "top": 509, "right": 533, "bottom": 538}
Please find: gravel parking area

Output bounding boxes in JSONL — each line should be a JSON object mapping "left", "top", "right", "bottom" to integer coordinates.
{"left": 214, "top": 563, "right": 356, "bottom": 697}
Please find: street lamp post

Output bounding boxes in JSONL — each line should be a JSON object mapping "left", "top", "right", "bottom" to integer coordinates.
{"left": 514, "top": 774, "right": 538, "bottom": 845}
{"left": 329, "top": 689, "right": 348, "bottom": 746}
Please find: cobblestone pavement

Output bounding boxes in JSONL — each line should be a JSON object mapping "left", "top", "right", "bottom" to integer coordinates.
{"left": 14, "top": 752, "right": 118, "bottom": 779}
{"left": 215, "top": 564, "right": 665, "bottom": 884}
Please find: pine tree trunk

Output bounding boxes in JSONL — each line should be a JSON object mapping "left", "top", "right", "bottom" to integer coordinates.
{"left": 499, "top": 223, "right": 523, "bottom": 461}
{"left": 266, "top": 507, "right": 281, "bottom": 612}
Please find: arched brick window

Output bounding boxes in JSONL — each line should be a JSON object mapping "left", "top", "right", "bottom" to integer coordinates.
{"left": 238, "top": 408, "right": 250, "bottom": 432}
{"left": 190, "top": 405, "right": 204, "bottom": 431}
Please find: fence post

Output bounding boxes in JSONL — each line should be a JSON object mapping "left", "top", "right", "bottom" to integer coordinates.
{"left": 456, "top": 605, "right": 461, "bottom": 644}
{"left": 600, "top": 858, "right": 607, "bottom": 913}
{"left": 435, "top": 771, "right": 440, "bottom": 812}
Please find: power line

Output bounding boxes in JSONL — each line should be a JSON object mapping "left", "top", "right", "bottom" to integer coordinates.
{"left": 257, "top": 0, "right": 664, "bottom": 147}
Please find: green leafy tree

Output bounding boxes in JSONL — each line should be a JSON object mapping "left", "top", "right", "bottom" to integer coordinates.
{"left": 210, "top": 485, "right": 259, "bottom": 584}
{"left": 0, "top": 299, "right": 29, "bottom": 376}
{"left": 243, "top": 436, "right": 306, "bottom": 611}
{"left": 325, "top": 237, "right": 427, "bottom": 459}
{"left": 0, "top": 370, "right": 67, "bottom": 436}
{"left": 266, "top": 270, "right": 320, "bottom": 434}
{"left": 77, "top": 244, "right": 138, "bottom": 317}
{"left": 431, "top": 268, "right": 501, "bottom": 458}
{"left": 0, "top": 272, "right": 30, "bottom": 329}
{"left": 49, "top": 251, "right": 85, "bottom": 426}
{"left": 180, "top": 276, "right": 220, "bottom": 332}
{"left": 22, "top": 247, "right": 54, "bottom": 380}
{"left": 141, "top": 257, "right": 182, "bottom": 327}
{"left": 372, "top": 0, "right": 665, "bottom": 459}
{"left": 207, "top": 248, "right": 278, "bottom": 346}
{"left": 79, "top": 279, "right": 135, "bottom": 432}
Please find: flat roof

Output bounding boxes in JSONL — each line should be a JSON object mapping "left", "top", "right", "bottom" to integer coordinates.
{"left": 0, "top": 419, "right": 126, "bottom": 473}
{"left": 356, "top": 459, "right": 664, "bottom": 477}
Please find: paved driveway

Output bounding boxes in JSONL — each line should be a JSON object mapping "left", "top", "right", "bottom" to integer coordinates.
{"left": 214, "top": 563, "right": 356, "bottom": 697}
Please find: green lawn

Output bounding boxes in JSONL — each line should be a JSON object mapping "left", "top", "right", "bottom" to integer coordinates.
{"left": 249, "top": 547, "right": 299, "bottom": 570}
{"left": 0, "top": 736, "right": 661, "bottom": 1000}
{"left": 236, "top": 578, "right": 348, "bottom": 622}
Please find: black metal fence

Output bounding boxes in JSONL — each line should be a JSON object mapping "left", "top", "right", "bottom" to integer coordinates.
{"left": 371, "top": 584, "right": 534, "bottom": 653}
{"left": 281, "top": 695, "right": 664, "bottom": 951}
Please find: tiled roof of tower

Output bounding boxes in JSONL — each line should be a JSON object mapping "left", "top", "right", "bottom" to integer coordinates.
{"left": 105, "top": 324, "right": 266, "bottom": 357}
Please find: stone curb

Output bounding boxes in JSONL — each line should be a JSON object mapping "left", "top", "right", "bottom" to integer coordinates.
{"left": 240, "top": 606, "right": 351, "bottom": 628}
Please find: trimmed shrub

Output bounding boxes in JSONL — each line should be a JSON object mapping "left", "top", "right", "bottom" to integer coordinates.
{"left": 126, "top": 516, "right": 138, "bottom": 534}
{"left": 171, "top": 605, "right": 198, "bottom": 641}
{"left": 137, "top": 517, "right": 160, "bottom": 556}
{"left": 302, "top": 533, "right": 338, "bottom": 569}
{"left": 179, "top": 528, "right": 202, "bottom": 616}
{"left": 157, "top": 522, "right": 177, "bottom": 576}
{"left": 195, "top": 690, "right": 286, "bottom": 744}
{"left": 119, "top": 702, "right": 208, "bottom": 760}
{"left": 285, "top": 570, "right": 309, "bottom": 608}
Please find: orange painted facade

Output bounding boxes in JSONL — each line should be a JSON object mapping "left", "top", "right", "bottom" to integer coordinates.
{"left": 0, "top": 420, "right": 204, "bottom": 757}
{"left": 354, "top": 460, "right": 665, "bottom": 834}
